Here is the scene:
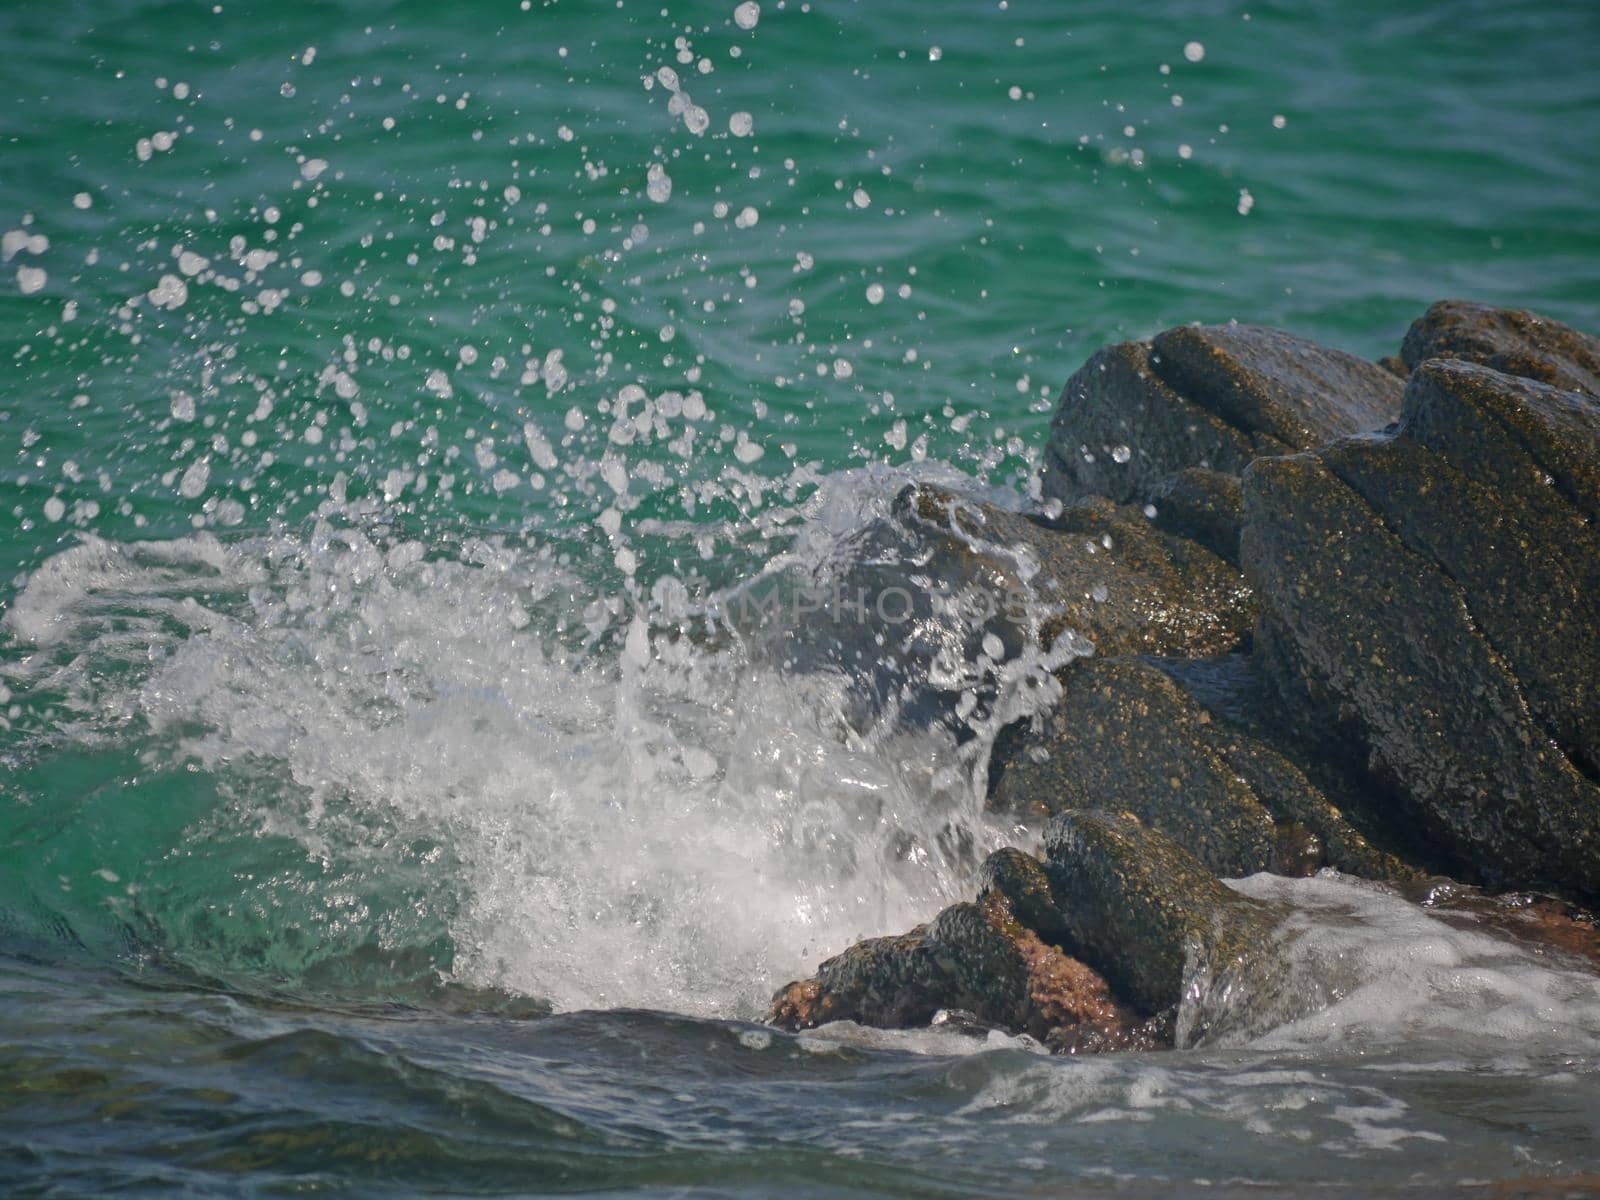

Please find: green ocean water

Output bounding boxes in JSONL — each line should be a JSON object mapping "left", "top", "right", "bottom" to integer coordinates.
{"left": 3, "top": 0, "right": 1600, "bottom": 1194}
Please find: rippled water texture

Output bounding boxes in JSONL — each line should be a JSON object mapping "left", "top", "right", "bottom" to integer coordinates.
{"left": 3, "top": 0, "right": 1600, "bottom": 1194}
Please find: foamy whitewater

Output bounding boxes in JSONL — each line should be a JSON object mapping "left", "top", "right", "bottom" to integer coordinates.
{"left": 0, "top": 478, "right": 1031, "bottom": 1016}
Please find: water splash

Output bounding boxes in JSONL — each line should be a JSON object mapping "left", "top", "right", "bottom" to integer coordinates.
{"left": 0, "top": 485, "right": 1038, "bottom": 1018}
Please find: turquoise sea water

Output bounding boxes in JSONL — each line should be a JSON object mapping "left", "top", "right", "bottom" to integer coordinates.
{"left": 4, "top": 1, "right": 1600, "bottom": 1194}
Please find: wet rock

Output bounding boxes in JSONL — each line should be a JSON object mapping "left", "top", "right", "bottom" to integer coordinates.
{"left": 901, "top": 485, "right": 1255, "bottom": 661}
{"left": 1405, "top": 357, "right": 1600, "bottom": 527}
{"left": 768, "top": 901, "right": 1028, "bottom": 1032}
{"left": 1155, "top": 653, "right": 1431, "bottom": 880}
{"left": 988, "top": 655, "right": 1414, "bottom": 881}
{"left": 1042, "top": 324, "right": 1403, "bottom": 506}
{"left": 1240, "top": 407, "right": 1600, "bottom": 899}
{"left": 978, "top": 847, "right": 1069, "bottom": 943}
{"left": 1321, "top": 402, "right": 1600, "bottom": 776}
{"left": 1041, "top": 341, "right": 1268, "bottom": 503}
{"left": 1149, "top": 468, "right": 1245, "bottom": 565}
{"left": 1401, "top": 299, "right": 1600, "bottom": 396}
{"left": 989, "top": 657, "right": 1278, "bottom": 877}
{"left": 769, "top": 868, "right": 1163, "bottom": 1052}
{"left": 1042, "top": 810, "right": 1281, "bottom": 1015}
{"left": 758, "top": 481, "right": 1254, "bottom": 732}
{"left": 1402, "top": 880, "right": 1600, "bottom": 970}
{"left": 1151, "top": 323, "right": 1405, "bottom": 449}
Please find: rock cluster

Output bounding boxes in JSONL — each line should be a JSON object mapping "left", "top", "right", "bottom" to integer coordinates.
{"left": 770, "top": 301, "right": 1600, "bottom": 1049}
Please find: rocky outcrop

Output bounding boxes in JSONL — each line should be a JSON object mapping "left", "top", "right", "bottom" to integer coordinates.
{"left": 1041, "top": 810, "right": 1282, "bottom": 1017}
{"left": 1401, "top": 299, "right": 1600, "bottom": 396}
{"left": 1241, "top": 359, "right": 1600, "bottom": 900}
{"left": 771, "top": 812, "right": 1276, "bottom": 1048}
{"left": 768, "top": 861, "right": 1165, "bottom": 1053}
{"left": 1042, "top": 324, "right": 1403, "bottom": 504}
{"left": 988, "top": 655, "right": 1416, "bottom": 881}
{"left": 770, "top": 300, "right": 1600, "bottom": 1051}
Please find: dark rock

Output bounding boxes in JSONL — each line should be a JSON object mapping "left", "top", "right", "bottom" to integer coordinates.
{"left": 1149, "top": 468, "right": 1245, "bottom": 566}
{"left": 978, "top": 846, "right": 1069, "bottom": 943}
{"left": 989, "top": 657, "right": 1278, "bottom": 877}
{"left": 1042, "top": 810, "right": 1281, "bottom": 1015}
{"left": 769, "top": 872, "right": 1163, "bottom": 1052}
{"left": 1321, "top": 416, "right": 1600, "bottom": 777}
{"left": 1240, "top": 432, "right": 1600, "bottom": 900}
{"left": 1151, "top": 323, "right": 1405, "bottom": 450}
{"left": 1042, "top": 324, "right": 1403, "bottom": 506}
{"left": 995, "top": 490, "right": 1256, "bottom": 660}
{"left": 1405, "top": 358, "right": 1600, "bottom": 527}
{"left": 757, "top": 482, "right": 1254, "bottom": 733}
{"left": 766, "top": 901, "right": 1028, "bottom": 1032}
{"left": 1401, "top": 299, "right": 1600, "bottom": 397}
{"left": 988, "top": 655, "right": 1413, "bottom": 881}
{"left": 1041, "top": 341, "right": 1267, "bottom": 503}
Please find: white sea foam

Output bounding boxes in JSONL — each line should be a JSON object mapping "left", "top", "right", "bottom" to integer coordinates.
{"left": 1197, "top": 872, "right": 1600, "bottom": 1053}
{"left": 0, "top": 486, "right": 1031, "bottom": 1019}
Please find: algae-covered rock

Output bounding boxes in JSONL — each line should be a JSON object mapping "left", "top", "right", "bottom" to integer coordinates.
{"left": 768, "top": 901, "right": 1028, "bottom": 1032}
{"left": 1241, "top": 422, "right": 1600, "bottom": 899}
{"left": 1401, "top": 299, "right": 1600, "bottom": 397}
{"left": 769, "top": 861, "right": 1161, "bottom": 1052}
{"left": 978, "top": 846, "right": 1069, "bottom": 943}
{"left": 1042, "top": 810, "right": 1281, "bottom": 1015}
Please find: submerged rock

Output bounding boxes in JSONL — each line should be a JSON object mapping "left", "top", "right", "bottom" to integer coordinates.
{"left": 1043, "top": 323, "right": 1402, "bottom": 504}
{"left": 1401, "top": 299, "right": 1600, "bottom": 397}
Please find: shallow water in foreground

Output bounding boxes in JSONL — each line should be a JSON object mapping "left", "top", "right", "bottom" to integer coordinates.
{"left": 8, "top": 881, "right": 1600, "bottom": 1196}
{"left": 4, "top": 0, "right": 1600, "bottom": 1193}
